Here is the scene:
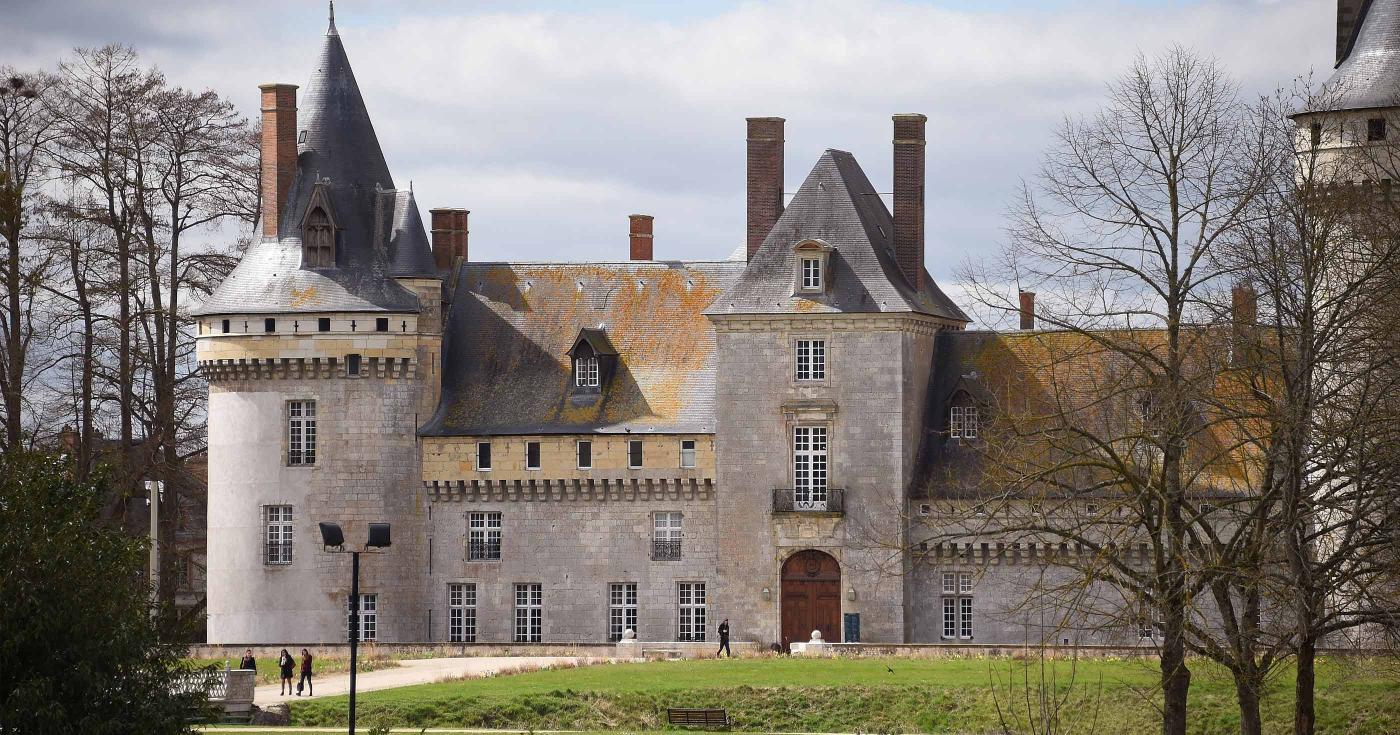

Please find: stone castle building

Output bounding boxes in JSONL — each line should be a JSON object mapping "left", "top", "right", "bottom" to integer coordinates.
{"left": 196, "top": 2, "right": 1390, "bottom": 647}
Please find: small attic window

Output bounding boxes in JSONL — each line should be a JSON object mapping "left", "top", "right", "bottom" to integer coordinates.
{"left": 567, "top": 328, "right": 617, "bottom": 395}
{"left": 304, "top": 206, "right": 335, "bottom": 268}
{"left": 1368, "top": 118, "right": 1388, "bottom": 142}
{"left": 949, "top": 390, "right": 979, "bottom": 442}
{"left": 575, "top": 356, "right": 600, "bottom": 387}
{"left": 792, "top": 239, "right": 833, "bottom": 295}
{"left": 298, "top": 130, "right": 308, "bottom": 143}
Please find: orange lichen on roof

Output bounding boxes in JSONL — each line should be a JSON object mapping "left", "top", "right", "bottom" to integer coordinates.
{"left": 948, "top": 327, "right": 1271, "bottom": 495}
{"left": 432, "top": 261, "right": 743, "bottom": 435}
{"left": 289, "top": 286, "right": 319, "bottom": 308}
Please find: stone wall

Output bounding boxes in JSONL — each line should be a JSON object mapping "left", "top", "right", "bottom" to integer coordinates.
{"left": 424, "top": 493, "right": 721, "bottom": 643}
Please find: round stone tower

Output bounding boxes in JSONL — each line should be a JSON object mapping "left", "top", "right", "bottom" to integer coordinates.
{"left": 195, "top": 13, "right": 441, "bottom": 644}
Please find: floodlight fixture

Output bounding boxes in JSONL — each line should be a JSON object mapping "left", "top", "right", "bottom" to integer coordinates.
{"left": 319, "top": 521, "right": 345, "bottom": 549}
{"left": 366, "top": 522, "right": 391, "bottom": 548}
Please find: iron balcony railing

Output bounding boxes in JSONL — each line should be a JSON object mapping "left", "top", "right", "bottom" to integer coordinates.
{"left": 651, "top": 539, "right": 683, "bottom": 561}
{"left": 772, "top": 488, "right": 845, "bottom": 514}
{"left": 468, "top": 539, "right": 502, "bottom": 561}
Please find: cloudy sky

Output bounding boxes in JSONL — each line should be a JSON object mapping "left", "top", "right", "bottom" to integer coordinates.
{"left": 4, "top": 0, "right": 1335, "bottom": 284}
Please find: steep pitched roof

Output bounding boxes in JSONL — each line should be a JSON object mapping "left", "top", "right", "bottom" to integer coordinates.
{"left": 389, "top": 189, "right": 439, "bottom": 279}
{"left": 705, "top": 149, "right": 967, "bottom": 322}
{"left": 195, "top": 16, "right": 421, "bottom": 315}
{"left": 1315, "top": 0, "right": 1400, "bottom": 113}
{"left": 421, "top": 260, "right": 746, "bottom": 436}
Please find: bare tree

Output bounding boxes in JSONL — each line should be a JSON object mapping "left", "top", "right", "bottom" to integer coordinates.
{"left": 0, "top": 70, "right": 58, "bottom": 451}
{"left": 955, "top": 47, "right": 1265, "bottom": 735}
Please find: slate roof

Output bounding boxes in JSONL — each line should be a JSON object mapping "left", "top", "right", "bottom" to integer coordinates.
{"left": 705, "top": 149, "right": 968, "bottom": 323}
{"left": 913, "top": 328, "right": 1260, "bottom": 500}
{"left": 1311, "top": 0, "right": 1400, "bottom": 114}
{"left": 195, "top": 16, "right": 430, "bottom": 316}
{"left": 420, "top": 260, "right": 747, "bottom": 436}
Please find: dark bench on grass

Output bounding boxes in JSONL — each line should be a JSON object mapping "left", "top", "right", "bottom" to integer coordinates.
{"left": 667, "top": 707, "right": 730, "bottom": 729}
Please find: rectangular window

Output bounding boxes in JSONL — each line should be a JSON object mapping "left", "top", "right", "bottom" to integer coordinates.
{"left": 1310, "top": 122, "right": 1322, "bottom": 148}
{"left": 264, "top": 505, "right": 293, "bottom": 565}
{"left": 468, "top": 512, "right": 502, "bottom": 561}
{"left": 941, "top": 572, "right": 973, "bottom": 639}
{"left": 653, "top": 511, "right": 682, "bottom": 560}
{"left": 347, "top": 353, "right": 361, "bottom": 376}
{"left": 477, "top": 442, "right": 492, "bottom": 471}
{"left": 950, "top": 406, "right": 979, "bottom": 440}
{"left": 575, "top": 357, "right": 600, "bottom": 387}
{"left": 801, "top": 257, "right": 822, "bottom": 290}
{"left": 287, "top": 400, "right": 317, "bottom": 466}
{"left": 318, "top": 317, "right": 331, "bottom": 332}
{"left": 628, "top": 440, "right": 643, "bottom": 469}
{"left": 678, "top": 582, "right": 707, "bottom": 641}
{"left": 264, "top": 317, "right": 276, "bottom": 333}
{"left": 609, "top": 583, "right": 638, "bottom": 642}
{"left": 525, "top": 441, "right": 541, "bottom": 470}
{"left": 448, "top": 583, "right": 477, "bottom": 643}
{"left": 375, "top": 317, "right": 389, "bottom": 332}
{"left": 1368, "top": 117, "right": 1387, "bottom": 141}
{"left": 221, "top": 319, "right": 230, "bottom": 334}
{"left": 577, "top": 440, "right": 592, "bottom": 469}
{"left": 793, "top": 426, "right": 828, "bottom": 508}
{"left": 515, "top": 583, "right": 542, "bottom": 643}
{"left": 349, "top": 593, "right": 376, "bottom": 642}
{"left": 795, "top": 339, "right": 826, "bottom": 381}
{"left": 680, "top": 439, "right": 696, "bottom": 469}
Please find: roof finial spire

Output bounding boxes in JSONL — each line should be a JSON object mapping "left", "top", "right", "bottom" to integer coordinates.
{"left": 327, "top": 0, "right": 338, "bottom": 36}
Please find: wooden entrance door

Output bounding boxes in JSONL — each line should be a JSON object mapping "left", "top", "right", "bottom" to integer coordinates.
{"left": 780, "top": 550, "right": 841, "bottom": 650}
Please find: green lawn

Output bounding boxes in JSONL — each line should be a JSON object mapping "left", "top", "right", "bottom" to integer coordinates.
{"left": 287, "top": 655, "right": 1400, "bottom": 734}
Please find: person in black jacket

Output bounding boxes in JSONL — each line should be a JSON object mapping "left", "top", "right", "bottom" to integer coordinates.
{"left": 716, "top": 618, "right": 731, "bottom": 658}
{"left": 239, "top": 649, "right": 257, "bottom": 672}
{"left": 277, "top": 649, "right": 295, "bottom": 695}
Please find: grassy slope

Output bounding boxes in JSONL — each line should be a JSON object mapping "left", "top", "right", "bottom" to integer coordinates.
{"left": 289, "top": 656, "right": 1400, "bottom": 733}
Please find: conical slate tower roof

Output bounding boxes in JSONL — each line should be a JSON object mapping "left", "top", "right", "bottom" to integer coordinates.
{"left": 195, "top": 10, "right": 431, "bottom": 316}
{"left": 1318, "top": 0, "right": 1400, "bottom": 113}
{"left": 705, "top": 149, "right": 967, "bottom": 322}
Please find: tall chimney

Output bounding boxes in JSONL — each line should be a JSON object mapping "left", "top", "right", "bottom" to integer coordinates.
{"left": 629, "top": 214, "right": 654, "bottom": 261}
{"left": 1019, "top": 291, "right": 1036, "bottom": 331}
{"left": 1231, "top": 282, "right": 1257, "bottom": 366}
{"left": 1337, "top": 0, "right": 1366, "bottom": 65}
{"left": 892, "top": 113, "right": 927, "bottom": 292}
{"left": 746, "top": 117, "right": 785, "bottom": 260}
{"left": 259, "top": 83, "right": 298, "bottom": 240}
{"left": 430, "top": 208, "right": 469, "bottom": 269}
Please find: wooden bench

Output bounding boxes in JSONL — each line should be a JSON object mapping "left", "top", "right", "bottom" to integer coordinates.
{"left": 667, "top": 708, "right": 730, "bottom": 729}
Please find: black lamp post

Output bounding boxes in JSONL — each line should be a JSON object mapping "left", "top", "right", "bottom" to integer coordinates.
{"left": 319, "top": 521, "right": 391, "bottom": 735}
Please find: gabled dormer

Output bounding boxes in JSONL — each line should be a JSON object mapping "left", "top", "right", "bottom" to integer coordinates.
{"left": 792, "top": 239, "right": 833, "bottom": 295}
{"left": 300, "top": 181, "right": 339, "bottom": 269}
{"left": 567, "top": 328, "right": 618, "bottom": 394}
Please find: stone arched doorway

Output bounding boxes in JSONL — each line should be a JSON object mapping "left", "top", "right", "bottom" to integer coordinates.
{"left": 780, "top": 549, "right": 841, "bottom": 650}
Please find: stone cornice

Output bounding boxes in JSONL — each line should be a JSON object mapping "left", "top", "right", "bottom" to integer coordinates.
{"left": 709, "top": 311, "right": 959, "bottom": 337}
{"left": 426, "top": 476, "right": 714, "bottom": 503}
{"left": 200, "top": 355, "right": 418, "bottom": 382}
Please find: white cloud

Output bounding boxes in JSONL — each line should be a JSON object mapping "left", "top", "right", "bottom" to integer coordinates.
{"left": 3, "top": 0, "right": 1334, "bottom": 285}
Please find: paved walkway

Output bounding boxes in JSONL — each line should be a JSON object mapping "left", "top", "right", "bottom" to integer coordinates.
{"left": 255, "top": 656, "right": 602, "bottom": 706}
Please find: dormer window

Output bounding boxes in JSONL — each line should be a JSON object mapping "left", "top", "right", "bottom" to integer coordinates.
{"left": 300, "top": 181, "right": 339, "bottom": 269}
{"left": 567, "top": 327, "right": 618, "bottom": 395}
{"left": 801, "top": 257, "right": 822, "bottom": 290}
{"left": 950, "top": 405, "right": 978, "bottom": 440}
{"left": 304, "top": 207, "right": 335, "bottom": 267}
{"left": 792, "top": 239, "right": 834, "bottom": 295}
{"left": 575, "top": 356, "right": 599, "bottom": 388}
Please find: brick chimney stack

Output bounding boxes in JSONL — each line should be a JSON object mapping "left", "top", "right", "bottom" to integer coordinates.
{"left": 893, "top": 113, "right": 927, "bottom": 292}
{"left": 629, "top": 214, "right": 654, "bottom": 261}
{"left": 1231, "top": 282, "right": 1258, "bottom": 367}
{"left": 1019, "top": 291, "right": 1036, "bottom": 331}
{"left": 258, "top": 83, "right": 298, "bottom": 240}
{"left": 429, "top": 208, "right": 469, "bottom": 270}
{"left": 746, "top": 117, "right": 784, "bottom": 260}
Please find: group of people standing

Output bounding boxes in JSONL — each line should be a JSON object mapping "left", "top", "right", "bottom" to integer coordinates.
{"left": 237, "top": 648, "right": 314, "bottom": 696}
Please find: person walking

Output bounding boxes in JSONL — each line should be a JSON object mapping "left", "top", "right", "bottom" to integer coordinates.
{"left": 277, "top": 649, "right": 295, "bottom": 695}
{"left": 716, "top": 618, "right": 731, "bottom": 658}
{"left": 297, "top": 648, "right": 314, "bottom": 696}
{"left": 238, "top": 649, "right": 257, "bottom": 672}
